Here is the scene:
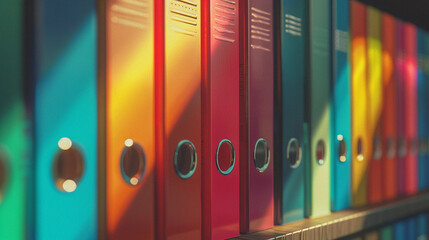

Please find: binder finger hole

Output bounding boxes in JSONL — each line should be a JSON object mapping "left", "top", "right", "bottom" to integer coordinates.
{"left": 337, "top": 135, "right": 347, "bottom": 162}
{"left": 53, "top": 138, "right": 84, "bottom": 193}
{"left": 357, "top": 138, "right": 364, "bottom": 162}
{"left": 386, "top": 137, "right": 396, "bottom": 158}
{"left": 120, "top": 139, "right": 146, "bottom": 186}
{"left": 372, "top": 136, "right": 382, "bottom": 160}
{"left": 254, "top": 138, "right": 270, "bottom": 172}
{"left": 419, "top": 138, "right": 428, "bottom": 155}
{"left": 316, "top": 140, "right": 326, "bottom": 165}
{"left": 286, "top": 138, "right": 301, "bottom": 168}
{"left": 408, "top": 138, "right": 418, "bottom": 155}
{"left": 174, "top": 140, "right": 197, "bottom": 179}
{"left": 398, "top": 138, "right": 406, "bottom": 158}
{"left": 216, "top": 139, "right": 235, "bottom": 175}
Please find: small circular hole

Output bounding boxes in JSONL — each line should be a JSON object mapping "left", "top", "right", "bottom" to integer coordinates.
{"left": 216, "top": 139, "right": 235, "bottom": 175}
{"left": 419, "top": 138, "right": 428, "bottom": 155}
{"left": 120, "top": 140, "right": 146, "bottom": 186}
{"left": 254, "top": 139, "right": 270, "bottom": 172}
{"left": 0, "top": 150, "right": 8, "bottom": 203}
{"left": 398, "top": 138, "right": 406, "bottom": 158}
{"left": 286, "top": 138, "right": 301, "bottom": 168}
{"left": 316, "top": 140, "right": 326, "bottom": 165}
{"left": 408, "top": 138, "right": 418, "bottom": 155}
{"left": 386, "top": 137, "right": 396, "bottom": 158}
{"left": 356, "top": 138, "right": 364, "bottom": 162}
{"left": 337, "top": 135, "right": 347, "bottom": 163}
{"left": 53, "top": 139, "right": 85, "bottom": 193}
{"left": 373, "top": 136, "right": 382, "bottom": 160}
{"left": 174, "top": 140, "right": 197, "bottom": 179}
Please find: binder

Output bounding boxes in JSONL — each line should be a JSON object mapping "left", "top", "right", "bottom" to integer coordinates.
{"left": 367, "top": 7, "right": 383, "bottom": 204}
{"left": 395, "top": 21, "right": 406, "bottom": 196}
{"left": 350, "top": 0, "right": 369, "bottom": 207}
{"left": 0, "top": 1, "right": 28, "bottom": 239}
{"left": 155, "top": 0, "right": 202, "bottom": 238}
{"left": 307, "top": 0, "right": 331, "bottom": 217}
{"left": 407, "top": 217, "right": 417, "bottom": 240}
{"left": 331, "top": 0, "right": 351, "bottom": 212}
{"left": 380, "top": 226, "right": 394, "bottom": 240}
{"left": 403, "top": 23, "right": 418, "bottom": 195}
{"left": 424, "top": 32, "right": 429, "bottom": 189}
{"left": 31, "top": 0, "right": 98, "bottom": 239}
{"left": 417, "top": 214, "right": 427, "bottom": 239}
{"left": 274, "top": 0, "right": 307, "bottom": 224}
{"left": 201, "top": 0, "right": 240, "bottom": 238}
{"left": 417, "top": 28, "right": 428, "bottom": 191}
{"left": 364, "top": 231, "right": 379, "bottom": 240}
{"left": 394, "top": 221, "right": 407, "bottom": 240}
{"left": 239, "top": 0, "right": 274, "bottom": 233}
{"left": 103, "top": 0, "right": 155, "bottom": 238}
{"left": 381, "top": 13, "right": 398, "bottom": 201}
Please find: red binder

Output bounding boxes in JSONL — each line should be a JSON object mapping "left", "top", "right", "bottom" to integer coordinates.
{"left": 395, "top": 21, "right": 406, "bottom": 196}
{"left": 155, "top": 0, "right": 202, "bottom": 239}
{"left": 239, "top": 0, "right": 274, "bottom": 233}
{"left": 381, "top": 13, "right": 398, "bottom": 201}
{"left": 367, "top": 7, "right": 383, "bottom": 204}
{"left": 201, "top": 0, "right": 240, "bottom": 239}
{"left": 403, "top": 23, "right": 418, "bottom": 195}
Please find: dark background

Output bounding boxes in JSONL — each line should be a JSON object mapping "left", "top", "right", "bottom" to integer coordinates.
{"left": 360, "top": 0, "right": 429, "bottom": 31}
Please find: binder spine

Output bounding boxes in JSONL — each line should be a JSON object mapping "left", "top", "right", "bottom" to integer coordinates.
{"left": 367, "top": 7, "right": 383, "bottom": 204}
{"left": 279, "top": 0, "right": 306, "bottom": 222}
{"left": 240, "top": 0, "right": 274, "bottom": 233}
{"left": 331, "top": 0, "right": 351, "bottom": 211}
{"left": 162, "top": 0, "right": 202, "bottom": 238}
{"left": 381, "top": 14, "right": 398, "bottom": 200}
{"left": 403, "top": 23, "right": 418, "bottom": 195}
{"left": 0, "top": 1, "right": 28, "bottom": 239}
{"left": 308, "top": 0, "right": 331, "bottom": 217}
{"left": 202, "top": 0, "right": 240, "bottom": 238}
{"left": 105, "top": 0, "right": 155, "bottom": 238}
{"left": 395, "top": 21, "right": 406, "bottom": 196}
{"left": 417, "top": 29, "right": 428, "bottom": 191}
{"left": 33, "top": 0, "right": 98, "bottom": 238}
{"left": 350, "top": 0, "right": 369, "bottom": 207}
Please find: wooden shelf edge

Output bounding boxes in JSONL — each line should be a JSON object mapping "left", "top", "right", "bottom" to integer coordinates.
{"left": 231, "top": 191, "right": 429, "bottom": 240}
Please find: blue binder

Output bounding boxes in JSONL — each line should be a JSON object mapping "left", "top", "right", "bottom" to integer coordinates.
{"left": 331, "top": 0, "right": 351, "bottom": 211}
{"left": 407, "top": 218, "right": 417, "bottom": 240}
{"left": 32, "top": 0, "right": 97, "bottom": 239}
{"left": 394, "top": 221, "right": 406, "bottom": 240}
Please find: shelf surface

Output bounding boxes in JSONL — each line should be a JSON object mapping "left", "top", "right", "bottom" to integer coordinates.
{"left": 231, "top": 191, "right": 429, "bottom": 240}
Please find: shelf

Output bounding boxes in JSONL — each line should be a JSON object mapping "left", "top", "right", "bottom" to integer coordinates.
{"left": 232, "top": 191, "right": 429, "bottom": 240}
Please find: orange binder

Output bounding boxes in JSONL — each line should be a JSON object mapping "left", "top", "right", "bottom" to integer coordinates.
{"left": 103, "top": 0, "right": 155, "bottom": 238}
{"left": 381, "top": 13, "right": 398, "bottom": 201}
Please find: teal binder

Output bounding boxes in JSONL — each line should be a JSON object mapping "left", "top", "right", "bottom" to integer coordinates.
{"left": 32, "top": 0, "right": 98, "bottom": 239}
{"left": 331, "top": 0, "right": 351, "bottom": 211}
{"left": 275, "top": 0, "right": 308, "bottom": 224}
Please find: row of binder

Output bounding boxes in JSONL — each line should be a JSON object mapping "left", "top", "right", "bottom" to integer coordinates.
{"left": 1, "top": 0, "right": 429, "bottom": 239}
{"left": 345, "top": 213, "right": 428, "bottom": 240}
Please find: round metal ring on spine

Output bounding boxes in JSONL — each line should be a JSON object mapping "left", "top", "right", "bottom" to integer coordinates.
{"left": 174, "top": 140, "right": 197, "bottom": 179}
{"left": 216, "top": 139, "right": 235, "bottom": 175}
